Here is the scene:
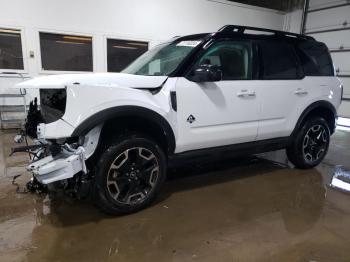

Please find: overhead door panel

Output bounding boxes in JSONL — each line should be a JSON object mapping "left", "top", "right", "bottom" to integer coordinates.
{"left": 306, "top": 6, "right": 350, "bottom": 32}
{"left": 309, "top": 0, "right": 348, "bottom": 9}
{"left": 305, "top": 0, "right": 350, "bottom": 117}
{"left": 331, "top": 52, "right": 350, "bottom": 73}
{"left": 310, "top": 31, "right": 350, "bottom": 49}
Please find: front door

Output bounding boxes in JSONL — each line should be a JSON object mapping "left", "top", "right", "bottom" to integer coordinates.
{"left": 175, "top": 40, "right": 261, "bottom": 153}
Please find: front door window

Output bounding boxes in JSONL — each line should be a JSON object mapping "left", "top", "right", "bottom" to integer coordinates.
{"left": 195, "top": 41, "right": 252, "bottom": 80}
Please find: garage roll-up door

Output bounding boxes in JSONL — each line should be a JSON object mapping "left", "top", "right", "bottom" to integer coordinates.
{"left": 303, "top": 0, "right": 350, "bottom": 118}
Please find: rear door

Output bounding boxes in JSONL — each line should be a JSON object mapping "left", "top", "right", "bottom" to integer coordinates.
{"left": 257, "top": 39, "right": 337, "bottom": 141}
{"left": 256, "top": 40, "right": 310, "bottom": 140}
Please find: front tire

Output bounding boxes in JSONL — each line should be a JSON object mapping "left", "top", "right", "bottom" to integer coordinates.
{"left": 94, "top": 134, "right": 167, "bottom": 215}
{"left": 287, "top": 117, "right": 330, "bottom": 169}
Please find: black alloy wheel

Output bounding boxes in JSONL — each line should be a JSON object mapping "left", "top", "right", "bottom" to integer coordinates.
{"left": 286, "top": 117, "right": 330, "bottom": 169}
{"left": 106, "top": 147, "right": 160, "bottom": 205}
{"left": 302, "top": 124, "right": 329, "bottom": 164}
{"left": 94, "top": 134, "right": 166, "bottom": 215}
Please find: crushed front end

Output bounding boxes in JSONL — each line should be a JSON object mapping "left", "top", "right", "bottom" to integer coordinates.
{"left": 27, "top": 143, "right": 87, "bottom": 185}
{"left": 12, "top": 87, "right": 100, "bottom": 197}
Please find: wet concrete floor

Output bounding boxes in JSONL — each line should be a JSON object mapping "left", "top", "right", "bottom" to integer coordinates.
{"left": 1, "top": 129, "right": 350, "bottom": 261}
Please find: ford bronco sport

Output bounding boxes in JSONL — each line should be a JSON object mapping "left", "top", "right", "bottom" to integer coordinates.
{"left": 15, "top": 25, "right": 342, "bottom": 214}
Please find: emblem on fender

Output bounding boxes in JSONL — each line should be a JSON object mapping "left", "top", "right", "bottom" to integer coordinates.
{"left": 187, "top": 115, "right": 196, "bottom": 124}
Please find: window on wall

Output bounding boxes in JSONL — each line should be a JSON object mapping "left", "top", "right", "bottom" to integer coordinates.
{"left": 0, "top": 28, "right": 24, "bottom": 70}
{"left": 107, "top": 39, "right": 148, "bottom": 72}
{"left": 259, "top": 41, "right": 300, "bottom": 80}
{"left": 39, "top": 32, "right": 92, "bottom": 71}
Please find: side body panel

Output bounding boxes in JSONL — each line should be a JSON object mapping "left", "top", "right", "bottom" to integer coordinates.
{"left": 40, "top": 78, "right": 178, "bottom": 139}
{"left": 174, "top": 77, "right": 261, "bottom": 153}
{"left": 257, "top": 76, "right": 342, "bottom": 140}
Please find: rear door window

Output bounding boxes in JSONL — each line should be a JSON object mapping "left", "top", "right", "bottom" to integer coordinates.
{"left": 259, "top": 40, "right": 300, "bottom": 80}
{"left": 296, "top": 41, "right": 334, "bottom": 76}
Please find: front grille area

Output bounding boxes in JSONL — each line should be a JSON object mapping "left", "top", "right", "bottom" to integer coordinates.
{"left": 40, "top": 89, "right": 66, "bottom": 123}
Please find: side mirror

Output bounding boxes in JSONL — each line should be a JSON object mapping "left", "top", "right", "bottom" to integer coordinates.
{"left": 188, "top": 64, "right": 222, "bottom": 82}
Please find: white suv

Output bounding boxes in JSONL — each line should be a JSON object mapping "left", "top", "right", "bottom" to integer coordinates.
{"left": 16, "top": 25, "right": 342, "bottom": 214}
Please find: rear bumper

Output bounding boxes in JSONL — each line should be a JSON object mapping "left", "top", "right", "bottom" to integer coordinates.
{"left": 27, "top": 146, "right": 86, "bottom": 184}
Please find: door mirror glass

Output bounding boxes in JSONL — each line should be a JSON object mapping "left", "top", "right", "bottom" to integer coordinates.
{"left": 188, "top": 64, "right": 222, "bottom": 82}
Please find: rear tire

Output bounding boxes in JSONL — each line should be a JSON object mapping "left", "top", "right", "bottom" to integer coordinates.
{"left": 93, "top": 134, "right": 167, "bottom": 215}
{"left": 286, "top": 117, "right": 330, "bottom": 169}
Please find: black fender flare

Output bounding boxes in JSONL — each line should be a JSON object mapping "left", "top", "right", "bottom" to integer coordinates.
{"left": 71, "top": 106, "right": 176, "bottom": 154}
{"left": 291, "top": 100, "right": 337, "bottom": 138}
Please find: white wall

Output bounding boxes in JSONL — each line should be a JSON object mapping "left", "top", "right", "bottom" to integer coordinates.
{"left": 0, "top": 0, "right": 287, "bottom": 104}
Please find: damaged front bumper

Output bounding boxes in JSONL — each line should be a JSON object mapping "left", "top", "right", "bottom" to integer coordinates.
{"left": 13, "top": 122, "right": 101, "bottom": 187}
{"left": 27, "top": 145, "right": 87, "bottom": 185}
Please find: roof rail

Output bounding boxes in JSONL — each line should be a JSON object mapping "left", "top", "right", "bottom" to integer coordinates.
{"left": 218, "top": 25, "right": 314, "bottom": 40}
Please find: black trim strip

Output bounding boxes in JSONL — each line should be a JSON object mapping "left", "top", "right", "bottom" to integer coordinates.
{"left": 330, "top": 48, "right": 350, "bottom": 53}
{"left": 301, "top": 0, "right": 310, "bottom": 34}
{"left": 170, "top": 91, "right": 177, "bottom": 111}
{"left": 169, "top": 137, "right": 289, "bottom": 165}
{"left": 342, "top": 98, "right": 350, "bottom": 101}
{"left": 338, "top": 75, "right": 350, "bottom": 78}
{"left": 292, "top": 100, "right": 337, "bottom": 135}
{"left": 307, "top": 3, "right": 350, "bottom": 13}
{"left": 306, "top": 27, "right": 350, "bottom": 35}
{"left": 218, "top": 25, "right": 314, "bottom": 40}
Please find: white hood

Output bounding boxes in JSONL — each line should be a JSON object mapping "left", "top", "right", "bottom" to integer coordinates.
{"left": 15, "top": 73, "right": 168, "bottom": 89}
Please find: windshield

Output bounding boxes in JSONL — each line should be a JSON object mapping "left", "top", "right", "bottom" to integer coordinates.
{"left": 122, "top": 39, "right": 203, "bottom": 76}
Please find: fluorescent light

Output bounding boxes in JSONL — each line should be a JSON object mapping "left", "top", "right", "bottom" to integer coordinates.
{"left": 112, "top": 45, "right": 137, "bottom": 49}
{"left": 127, "top": 42, "right": 148, "bottom": 47}
{"left": 55, "top": 40, "right": 86, "bottom": 45}
{"left": 0, "top": 28, "right": 20, "bottom": 34}
{"left": 63, "top": 35, "right": 91, "bottom": 42}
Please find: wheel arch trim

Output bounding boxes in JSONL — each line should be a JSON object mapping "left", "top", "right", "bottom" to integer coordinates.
{"left": 292, "top": 100, "right": 337, "bottom": 137}
{"left": 71, "top": 106, "right": 176, "bottom": 154}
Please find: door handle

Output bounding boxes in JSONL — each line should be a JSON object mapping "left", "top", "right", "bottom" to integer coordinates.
{"left": 294, "top": 89, "right": 308, "bottom": 95}
{"left": 237, "top": 90, "right": 256, "bottom": 98}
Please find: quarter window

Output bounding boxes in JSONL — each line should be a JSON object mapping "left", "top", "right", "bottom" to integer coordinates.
{"left": 0, "top": 28, "right": 24, "bottom": 70}
{"left": 107, "top": 39, "right": 148, "bottom": 72}
{"left": 39, "top": 32, "right": 93, "bottom": 71}
{"left": 259, "top": 41, "right": 299, "bottom": 80}
{"left": 296, "top": 41, "right": 334, "bottom": 76}
{"left": 196, "top": 41, "right": 252, "bottom": 80}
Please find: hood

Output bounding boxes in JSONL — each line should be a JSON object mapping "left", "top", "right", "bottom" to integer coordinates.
{"left": 15, "top": 73, "right": 168, "bottom": 89}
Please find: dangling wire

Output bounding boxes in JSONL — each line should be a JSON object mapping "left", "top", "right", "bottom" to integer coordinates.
{"left": 12, "top": 174, "right": 28, "bottom": 194}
